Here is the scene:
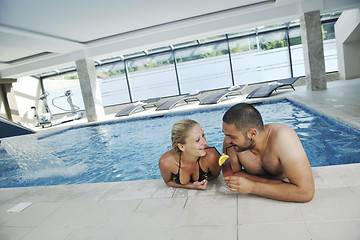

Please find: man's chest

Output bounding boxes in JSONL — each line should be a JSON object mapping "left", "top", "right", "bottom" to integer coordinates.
{"left": 238, "top": 152, "right": 283, "bottom": 176}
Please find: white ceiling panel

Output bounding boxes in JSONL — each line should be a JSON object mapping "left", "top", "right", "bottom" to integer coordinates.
{"left": 0, "top": 0, "right": 359, "bottom": 78}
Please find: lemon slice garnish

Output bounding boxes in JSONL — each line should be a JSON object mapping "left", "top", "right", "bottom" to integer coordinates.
{"left": 218, "top": 154, "right": 229, "bottom": 166}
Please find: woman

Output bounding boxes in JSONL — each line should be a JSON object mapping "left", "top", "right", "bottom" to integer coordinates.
{"left": 159, "top": 119, "right": 221, "bottom": 190}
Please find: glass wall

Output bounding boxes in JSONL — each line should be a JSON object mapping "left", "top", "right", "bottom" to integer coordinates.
{"left": 42, "top": 71, "right": 84, "bottom": 115}
{"left": 322, "top": 22, "right": 338, "bottom": 72}
{"left": 258, "top": 30, "right": 291, "bottom": 80}
{"left": 126, "top": 52, "right": 178, "bottom": 101}
{"left": 230, "top": 30, "right": 291, "bottom": 85}
{"left": 288, "top": 26, "right": 305, "bottom": 77}
{"left": 40, "top": 15, "right": 339, "bottom": 111}
{"left": 96, "top": 61, "right": 130, "bottom": 106}
{"left": 229, "top": 35, "right": 257, "bottom": 85}
{"left": 175, "top": 41, "right": 232, "bottom": 93}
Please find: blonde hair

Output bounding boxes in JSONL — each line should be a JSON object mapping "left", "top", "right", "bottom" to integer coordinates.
{"left": 171, "top": 119, "right": 199, "bottom": 154}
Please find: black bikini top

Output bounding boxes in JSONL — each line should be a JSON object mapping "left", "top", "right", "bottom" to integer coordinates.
{"left": 171, "top": 146, "right": 219, "bottom": 185}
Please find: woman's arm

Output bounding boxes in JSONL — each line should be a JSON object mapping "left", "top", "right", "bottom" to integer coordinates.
{"left": 204, "top": 147, "right": 221, "bottom": 180}
{"left": 165, "top": 179, "right": 208, "bottom": 190}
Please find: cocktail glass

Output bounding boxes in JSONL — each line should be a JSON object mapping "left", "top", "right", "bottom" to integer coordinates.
{"left": 222, "top": 159, "right": 233, "bottom": 177}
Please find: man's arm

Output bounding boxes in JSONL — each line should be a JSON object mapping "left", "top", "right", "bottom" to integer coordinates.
{"left": 222, "top": 140, "right": 242, "bottom": 173}
{"left": 225, "top": 127, "right": 315, "bottom": 202}
{"left": 233, "top": 171, "right": 285, "bottom": 183}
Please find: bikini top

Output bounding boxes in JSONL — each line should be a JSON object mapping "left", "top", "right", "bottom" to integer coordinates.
{"left": 171, "top": 146, "right": 219, "bottom": 185}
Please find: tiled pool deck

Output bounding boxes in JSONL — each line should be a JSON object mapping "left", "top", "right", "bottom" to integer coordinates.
{"left": 1, "top": 78, "right": 359, "bottom": 240}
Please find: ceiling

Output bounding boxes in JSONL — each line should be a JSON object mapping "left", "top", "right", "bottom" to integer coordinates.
{"left": 0, "top": 0, "right": 359, "bottom": 78}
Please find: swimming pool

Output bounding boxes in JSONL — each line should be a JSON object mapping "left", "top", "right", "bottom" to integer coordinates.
{"left": 1, "top": 99, "right": 359, "bottom": 188}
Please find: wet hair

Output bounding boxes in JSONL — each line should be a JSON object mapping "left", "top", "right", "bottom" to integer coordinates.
{"left": 223, "top": 103, "right": 264, "bottom": 134}
{"left": 171, "top": 119, "right": 199, "bottom": 154}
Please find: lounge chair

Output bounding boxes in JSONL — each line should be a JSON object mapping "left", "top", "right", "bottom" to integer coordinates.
{"left": 246, "top": 77, "right": 299, "bottom": 99}
{"left": 199, "top": 84, "right": 247, "bottom": 105}
{"left": 115, "top": 97, "right": 160, "bottom": 117}
{"left": 156, "top": 91, "right": 201, "bottom": 111}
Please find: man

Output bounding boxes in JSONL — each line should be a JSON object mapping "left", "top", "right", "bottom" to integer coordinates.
{"left": 222, "top": 103, "right": 314, "bottom": 202}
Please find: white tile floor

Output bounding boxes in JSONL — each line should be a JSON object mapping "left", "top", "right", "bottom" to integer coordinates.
{"left": 0, "top": 78, "right": 359, "bottom": 240}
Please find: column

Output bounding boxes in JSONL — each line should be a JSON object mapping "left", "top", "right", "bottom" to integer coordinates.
{"left": 75, "top": 58, "right": 105, "bottom": 122}
{"left": 0, "top": 78, "right": 21, "bottom": 123}
{"left": 300, "top": 10, "right": 327, "bottom": 91}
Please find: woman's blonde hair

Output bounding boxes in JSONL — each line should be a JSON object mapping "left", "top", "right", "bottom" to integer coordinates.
{"left": 171, "top": 119, "right": 199, "bottom": 154}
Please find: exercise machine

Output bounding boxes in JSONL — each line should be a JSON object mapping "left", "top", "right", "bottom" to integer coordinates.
{"left": 32, "top": 90, "right": 83, "bottom": 128}
{"left": 31, "top": 92, "right": 52, "bottom": 128}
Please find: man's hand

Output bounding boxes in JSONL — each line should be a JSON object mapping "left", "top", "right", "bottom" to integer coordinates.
{"left": 193, "top": 180, "right": 208, "bottom": 190}
{"left": 224, "top": 176, "right": 253, "bottom": 194}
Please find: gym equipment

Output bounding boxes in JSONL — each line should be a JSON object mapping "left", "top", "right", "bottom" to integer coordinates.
{"left": 32, "top": 90, "right": 83, "bottom": 128}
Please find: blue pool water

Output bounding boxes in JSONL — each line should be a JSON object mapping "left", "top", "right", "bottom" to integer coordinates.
{"left": 0, "top": 100, "right": 359, "bottom": 188}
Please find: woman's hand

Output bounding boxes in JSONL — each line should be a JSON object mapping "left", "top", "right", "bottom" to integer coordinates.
{"left": 193, "top": 180, "right": 208, "bottom": 190}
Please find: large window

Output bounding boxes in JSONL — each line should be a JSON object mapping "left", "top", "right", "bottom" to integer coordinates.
{"left": 39, "top": 14, "right": 339, "bottom": 109}
{"left": 288, "top": 21, "right": 338, "bottom": 78}
{"left": 289, "top": 26, "right": 305, "bottom": 77}
{"left": 42, "top": 72, "right": 84, "bottom": 115}
{"left": 126, "top": 52, "right": 178, "bottom": 101}
{"left": 96, "top": 61, "right": 130, "bottom": 106}
{"left": 257, "top": 30, "right": 291, "bottom": 81}
{"left": 229, "top": 35, "right": 257, "bottom": 85}
{"left": 322, "top": 22, "right": 338, "bottom": 72}
{"left": 176, "top": 41, "right": 232, "bottom": 93}
{"left": 230, "top": 30, "right": 291, "bottom": 85}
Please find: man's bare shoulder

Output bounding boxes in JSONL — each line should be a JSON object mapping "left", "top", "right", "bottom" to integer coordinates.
{"left": 267, "top": 122, "right": 293, "bottom": 130}
{"left": 266, "top": 123, "right": 301, "bottom": 150}
{"left": 267, "top": 123, "right": 297, "bottom": 138}
{"left": 266, "top": 123, "right": 306, "bottom": 160}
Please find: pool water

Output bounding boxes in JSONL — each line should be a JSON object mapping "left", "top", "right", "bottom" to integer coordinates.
{"left": 0, "top": 100, "right": 359, "bottom": 188}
